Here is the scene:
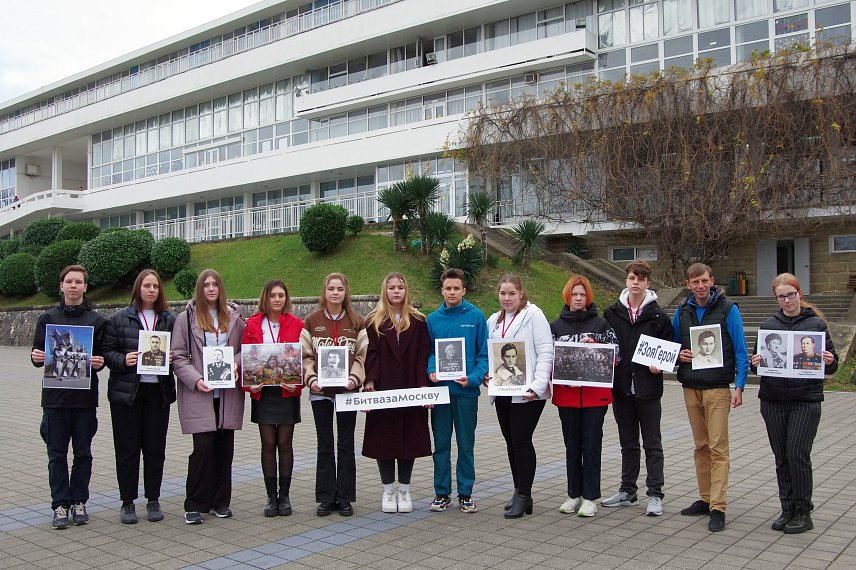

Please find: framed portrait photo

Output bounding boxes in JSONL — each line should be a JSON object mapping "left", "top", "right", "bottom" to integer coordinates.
{"left": 487, "top": 338, "right": 530, "bottom": 396}
{"left": 136, "top": 331, "right": 170, "bottom": 376}
{"left": 435, "top": 338, "right": 466, "bottom": 382}
{"left": 689, "top": 324, "right": 724, "bottom": 370}
{"left": 203, "top": 346, "right": 236, "bottom": 389}
{"left": 317, "top": 345, "right": 349, "bottom": 388}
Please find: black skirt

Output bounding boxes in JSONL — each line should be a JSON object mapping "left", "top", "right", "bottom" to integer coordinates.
{"left": 251, "top": 388, "right": 301, "bottom": 425}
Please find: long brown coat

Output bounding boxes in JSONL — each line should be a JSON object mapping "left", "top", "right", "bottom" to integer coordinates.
{"left": 362, "top": 316, "right": 431, "bottom": 460}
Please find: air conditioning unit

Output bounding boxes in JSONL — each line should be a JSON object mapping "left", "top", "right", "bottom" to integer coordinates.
{"left": 425, "top": 52, "right": 438, "bottom": 65}
{"left": 576, "top": 18, "right": 587, "bottom": 29}
{"left": 524, "top": 72, "right": 538, "bottom": 85}
{"left": 25, "top": 164, "right": 39, "bottom": 176}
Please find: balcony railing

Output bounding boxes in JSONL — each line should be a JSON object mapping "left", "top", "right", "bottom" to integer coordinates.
{"left": 0, "top": 0, "right": 400, "bottom": 135}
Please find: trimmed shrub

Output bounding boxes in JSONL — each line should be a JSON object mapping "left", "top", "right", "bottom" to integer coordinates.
{"left": 0, "top": 253, "right": 37, "bottom": 296}
{"left": 151, "top": 237, "right": 191, "bottom": 277}
{"left": 173, "top": 268, "right": 198, "bottom": 300}
{"left": 23, "top": 218, "right": 68, "bottom": 248}
{"left": 78, "top": 230, "right": 152, "bottom": 287}
{"left": 34, "top": 240, "right": 84, "bottom": 299}
{"left": 299, "top": 203, "right": 348, "bottom": 253}
{"left": 20, "top": 242, "right": 45, "bottom": 257}
{"left": 346, "top": 215, "right": 364, "bottom": 237}
{"left": 0, "top": 237, "right": 22, "bottom": 261}
{"left": 56, "top": 221, "right": 101, "bottom": 243}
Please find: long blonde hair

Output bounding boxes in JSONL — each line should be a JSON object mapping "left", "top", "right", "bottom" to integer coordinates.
{"left": 367, "top": 272, "right": 424, "bottom": 334}
{"left": 193, "top": 269, "right": 229, "bottom": 333}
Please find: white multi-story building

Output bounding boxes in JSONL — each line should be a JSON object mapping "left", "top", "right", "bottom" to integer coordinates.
{"left": 1, "top": 0, "right": 854, "bottom": 290}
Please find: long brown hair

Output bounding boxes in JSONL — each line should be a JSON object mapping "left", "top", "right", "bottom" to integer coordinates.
{"left": 131, "top": 269, "right": 167, "bottom": 313}
{"left": 771, "top": 273, "right": 824, "bottom": 319}
{"left": 496, "top": 273, "right": 529, "bottom": 324}
{"left": 314, "top": 272, "right": 363, "bottom": 327}
{"left": 257, "top": 279, "right": 292, "bottom": 318}
{"left": 194, "top": 269, "right": 229, "bottom": 333}
{"left": 367, "top": 272, "right": 424, "bottom": 334}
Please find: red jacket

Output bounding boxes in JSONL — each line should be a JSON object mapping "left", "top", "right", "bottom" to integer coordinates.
{"left": 242, "top": 312, "right": 304, "bottom": 399}
{"left": 552, "top": 384, "right": 613, "bottom": 408}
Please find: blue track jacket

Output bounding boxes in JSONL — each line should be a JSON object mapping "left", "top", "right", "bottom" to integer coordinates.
{"left": 427, "top": 300, "right": 489, "bottom": 398}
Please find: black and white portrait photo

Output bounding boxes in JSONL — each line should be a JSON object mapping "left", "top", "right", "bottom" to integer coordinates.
{"left": 317, "top": 345, "right": 349, "bottom": 387}
{"left": 487, "top": 338, "right": 530, "bottom": 396}
{"left": 758, "top": 331, "right": 787, "bottom": 370}
{"left": 553, "top": 342, "right": 616, "bottom": 388}
{"left": 202, "top": 346, "right": 236, "bottom": 389}
{"left": 136, "top": 331, "right": 170, "bottom": 375}
{"left": 690, "top": 324, "right": 724, "bottom": 370}
{"left": 435, "top": 338, "right": 466, "bottom": 381}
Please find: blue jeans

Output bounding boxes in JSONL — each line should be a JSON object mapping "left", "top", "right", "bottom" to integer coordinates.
{"left": 40, "top": 408, "right": 98, "bottom": 509}
{"left": 431, "top": 395, "right": 478, "bottom": 497}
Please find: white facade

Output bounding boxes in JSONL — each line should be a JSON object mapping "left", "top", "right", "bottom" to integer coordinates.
{"left": 0, "top": 0, "right": 853, "bottom": 242}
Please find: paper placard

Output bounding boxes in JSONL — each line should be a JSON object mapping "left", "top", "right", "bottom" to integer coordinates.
{"left": 242, "top": 343, "right": 302, "bottom": 387}
{"left": 487, "top": 337, "right": 530, "bottom": 396}
{"left": 435, "top": 337, "right": 467, "bottom": 381}
{"left": 43, "top": 324, "right": 94, "bottom": 390}
{"left": 631, "top": 334, "right": 681, "bottom": 373}
{"left": 203, "top": 346, "right": 236, "bottom": 389}
{"left": 335, "top": 387, "right": 450, "bottom": 412}
{"left": 553, "top": 342, "right": 616, "bottom": 388}
{"left": 757, "top": 329, "right": 825, "bottom": 379}
{"left": 136, "top": 331, "right": 170, "bottom": 375}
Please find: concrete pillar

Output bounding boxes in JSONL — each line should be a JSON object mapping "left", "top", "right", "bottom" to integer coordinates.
{"left": 52, "top": 147, "right": 63, "bottom": 190}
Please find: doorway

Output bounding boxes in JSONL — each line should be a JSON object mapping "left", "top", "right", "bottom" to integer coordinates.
{"left": 757, "top": 238, "right": 811, "bottom": 295}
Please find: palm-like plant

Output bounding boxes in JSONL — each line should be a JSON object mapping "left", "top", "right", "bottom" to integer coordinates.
{"left": 466, "top": 191, "right": 497, "bottom": 262}
{"left": 404, "top": 175, "right": 441, "bottom": 255}
{"left": 378, "top": 183, "right": 414, "bottom": 251}
{"left": 510, "top": 219, "right": 545, "bottom": 269}
{"left": 396, "top": 217, "right": 415, "bottom": 248}
{"left": 424, "top": 211, "right": 458, "bottom": 254}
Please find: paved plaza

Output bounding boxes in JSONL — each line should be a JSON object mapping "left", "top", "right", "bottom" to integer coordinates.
{"left": 1, "top": 346, "right": 855, "bottom": 569}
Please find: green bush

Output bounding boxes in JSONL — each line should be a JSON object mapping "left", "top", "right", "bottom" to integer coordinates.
{"left": 431, "top": 235, "right": 484, "bottom": 290}
{"left": 299, "top": 203, "right": 348, "bottom": 253}
{"left": 35, "top": 240, "right": 84, "bottom": 298}
{"left": 0, "top": 253, "right": 37, "bottom": 296}
{"left": 346, "top": 215, "right": 365, "bottom": 237}
{"left": 78, "top": 230, "right": 152, "bottom": 287}
{"left": 151, "top": 237, "right": 191, "bottom": 277}
{"left": 56, "top": 222, "right": 101, "bottom": 243}
{"left": 396, "top": 218, "right": 414, "bottom": 248}
{"left": 173, "top": 268, "right": 198, "bottom": 299}
{"left": 0, "top": 238, "right": 22, "bottom": 261}
{"left": 20, "top": 242, "right": 45, "bottom": 257}
{"left": 485, "top": 252, "right": 500, "bottom": 268}
{"left": 23, "top": 218, "right": 68, "bottom": 248}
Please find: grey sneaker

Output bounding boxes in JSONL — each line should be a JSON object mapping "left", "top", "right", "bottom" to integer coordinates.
{"left": 646, "top": 497, "right": 663, "bottom": 516}
{"left": 602, "top": 491, "right": 639, "bottom": 508}
{"left": 120, "top": 503, "right": 138, "bottom": 524}
{"left": 52, "top": 505, "right": 69, "bottom": 529}
{"left": 70, "top": 503, "right": 89, "bottom": 526}
{"left": 146, "top": 501, "right": 164, "bottom": 522}
{"left": 184, "top": 511, "right": 203, "bottom": 524}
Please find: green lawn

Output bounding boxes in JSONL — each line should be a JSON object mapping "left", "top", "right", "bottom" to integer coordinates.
{"left": 0, "top": 232, "right": 616, "bottom": 320}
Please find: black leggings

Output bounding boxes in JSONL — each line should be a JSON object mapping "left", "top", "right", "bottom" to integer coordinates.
{"left": 258, "top": 424, "right": 295, "bottom": 479}
{"left": 377, "top": 458, "right": 415, "bottom": 485}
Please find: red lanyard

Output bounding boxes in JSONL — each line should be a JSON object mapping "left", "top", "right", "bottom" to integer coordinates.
{"left": 328, "top": 311, "right": 343, "bottom": 346}
{"left": 266, "top": 317, "right": 279, "bottom": 344}
{"left": 501, "top": 311, "right": 519, "bottom": 338}
{"left": 627, "top": 302, "right": 642, "bottom": 323}
{"left": 140, "top": 311, "right": 156, "bottom": 331}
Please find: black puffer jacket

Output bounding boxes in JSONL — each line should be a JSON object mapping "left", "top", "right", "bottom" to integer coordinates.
{"left": 103, "top": 305, "right": 176, "bottom": 407}
{"left": 751, "top": 307, "right": 838, "bottom": 402}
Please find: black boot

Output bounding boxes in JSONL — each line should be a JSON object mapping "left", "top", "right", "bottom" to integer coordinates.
{"left": 783, "top": 510, "right": 814, "bottom": 534}
{"left": 504, "top": 490, "right": 519, "bottom": 512}
{"left": 263, "top": 477, "right": 278, "bottom": 517}
{"left": 504, "top": 493, "right": 533, "bottom": 519}
{"left": 277, "top": 476, "right": 292, "bottom": 516}
{"left": 772, "top": 510, "right": 794, "bottom": 531}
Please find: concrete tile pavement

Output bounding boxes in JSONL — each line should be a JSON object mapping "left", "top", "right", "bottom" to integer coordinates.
{"left": 1, "top": 346, "right": 855, "bottom": 569}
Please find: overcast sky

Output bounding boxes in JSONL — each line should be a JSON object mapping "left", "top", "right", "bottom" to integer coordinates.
{"left": 0, "top": 0, "right": 261, "bottom": 105}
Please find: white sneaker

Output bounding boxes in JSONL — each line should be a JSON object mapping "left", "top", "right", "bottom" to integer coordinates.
{"left": 381, "top": 491, "right": 397, "bottom": 513}
{"left": 646, "top": 496, "right": 663, "bottom": 516}
{"left": 602, "top": 491, "right": 639, "bottom": 508}
{"left": 559, "top": 496, "right": 582, "bottom": 514}
{"left": 397, "top": 490, "right": 413, "bottom": 513}
{"left": 578, "top": 499, "right": 597, "bottom": 517}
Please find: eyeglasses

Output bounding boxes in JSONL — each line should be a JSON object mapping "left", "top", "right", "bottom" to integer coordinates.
{"left": 775, "top": 291, "right": 798, "bottom": 301}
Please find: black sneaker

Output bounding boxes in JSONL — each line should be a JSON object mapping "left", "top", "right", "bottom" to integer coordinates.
{"left": 783, "top": 511, "right": 814, "bottom": 534}
{"left": 772, "top": 510, "right": 794, "bottom": 531}
{"left": 52, "top": 505, "right": 69, "bottom": 530}
{"left": 184, "top": 511, "right": 203, "bottom": 524}
{"left": 210, "top": 507, "right": 232, "bottom": 518}
{"left": 316, "top": 502, "right": 335, "bottom": 517}
{"left": 70, "top": 503, "right": 89, "bottom": 526}
{"left": 680, "top": 500, "right": 710, "bottom": 516}
{"left": 429, "top": 495, "right": 451, "bottom": 512}
{"left": 708, "top": 509, "right": 726, "bottom": 532}
{"left": 338, "top": 501, "right": 353, "bottom": 516}
{"left": 146, "top": 501, "right": 164, "bottom": 522}
{"left": 120, "top": 503, "right": 138, "bottom": 524}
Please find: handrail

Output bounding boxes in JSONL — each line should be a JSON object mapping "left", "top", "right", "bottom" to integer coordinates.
{"left": 0, "top": 0, "right": 399, "bottom": 135}
{"left": 0, "top": 189, "right": 84, "bottom": 215}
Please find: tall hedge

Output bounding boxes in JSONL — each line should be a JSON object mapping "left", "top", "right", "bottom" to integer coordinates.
{"left": 0, "top": 237, "right": 22, "bottom": 261}
{"left": 56, "top": 222, "right": 101, "bottom": 243}
{"left": 35, "top": 240, "right": 84, "bottom": 298}
{"left": 23, "top": 218, "right": 68, "bottom": 248}
{"left": 151, "top": 237, "right": 191, "bottom": 277}
{"left": 78, "top": 230, "right": 152, "bottom": 287}
{"left": 299, "top": 203, "right": 348, "bottom": 253}
{"left": 0, "top": 253, "right": 38, "bottom": 296}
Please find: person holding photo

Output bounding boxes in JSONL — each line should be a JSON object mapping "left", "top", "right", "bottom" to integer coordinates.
{"left": 750, "top": 273, "right": 838, "bottom": 534}
{"left": 301, "top": 273, "right": 367, "bottom": 517}
{"left": 242, "top": 280, "right": 304, "bottom": 517}
{"left": 551, "top": 276, "right": 618, "bottom": 518}
{"left": 427, "top": 268, "right": 489, "bottom": 514}
{"left": 486, "top": 274, "right": 553, "bottom": 519}
{"left": 31, "top": 265, "right": 106, "bottom": 530}
{"left": 103, "top": 269, "right": 176, "bottom": 524}
{"left": 172, "top": 269, "right": 245, "bottom": 525}
{"left": 363, "top": 272, "right": 431, "bottom": 514}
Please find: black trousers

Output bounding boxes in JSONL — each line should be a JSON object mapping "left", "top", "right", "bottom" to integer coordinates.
{"left": 110, "top": 383, "right": 170, "bottom": 502}
{"left": 185, "top": 399, "right": 234, "bottom": 512}
{"left": 558, "top": 406, "right": 607, "bottom": 500}
{"left": 612, "top": 392, "right": 664, "bottom": 499}
{"left": 311, "top": 399, "right": 357, "bottom": 503}
{"left": 40, "top": 407, "right": 98, "bottom": 509}
{"left": 495, "top": 397, "right": 546, "bottom": 496}
{"left": 760, "top": 399, "right": 821, "bottom": 513}
{"left": 377, "top": 459, "right": 415, "bottom": 485}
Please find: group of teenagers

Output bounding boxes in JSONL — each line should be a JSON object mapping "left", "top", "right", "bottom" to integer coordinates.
{"left": 31, "top": 259, "right": 838, "bottom": 537}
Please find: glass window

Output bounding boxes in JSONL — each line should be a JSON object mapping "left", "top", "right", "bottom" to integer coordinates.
{"left": 330, "top": 114, "right": 348, "bottom": 138}
{"left": 629, "top": 2, "right": 658, "bottom": 42}
{"left": 774, "top": 32, "right": 808, "bottom": 51}
{"left": 348, "top": 57, "right": 367, "bottom": 84}
{"left": 699, "top": 28, "right": 731, "bottom": 50}
{"left": 664, "top": 35, "right": 693, "bottom": 56}
{"left": 367, "top": 51, "right": 387, "bottom": 79}
{"left": 701, "top": 47, "right": 731, "bottom": 67}
{"left": 486, "top": 19, "right": 510, "bottom": 50}
{"left": 320, "top": 180, "right": 337, "bottom": 198}
{"left": 447, "top": 30, "right": 464, "bottom": 60}
{"left": 598, "top": 0, "right": 625, "bottom": 11}
{"left": 735, "top": 0, "right": 767, "bottom": 21}
{"left": 599, "top": 49, "right": 627, "bottom": 68}
{"left": 512, "top": 12, "right": 538, "bottom": 44}
{"left": 698, "top": 0, "right": 730, "bottom": 28}
{"left": 630, "top": 61, "right": 660, "bottom": 75}
{"left": 736, "top": 20, "right": 769, "bottom": 43}
{"left": 774, "top": 0, "right": 808, "bottom": 10}
{"left": 775, "top": 12, "right": 808, "bottom": 34}
{"left": 737, "top": 40, "right": 769, "bottom": 61}
{"left": 329, "top": 62, "right": 347, "bottom": 88}
{"left": 831, "top": 235, "right": 856, "bottom": 253}
{"left": 663, "top": 0, "right": 693, "bottom": 36}
{"left": 631, "top": 43, "right": 658, "bottom": 62}
{"left": 338, "top": 178, "right": 355, "bottom": 195}
{"left": 598, "top": 10, "right": 626, "bottom": 47}
{"left": 368, "top": 105, "right": 388, "bottom": 130}
{"left": 463, "top": 26, "right": 481, "bottom": 57}
{"left": 357, "top": 176, "right": 374, "bottom": 194}
{"left": 538, "top": 6, "right": 565, "bottom": 38}
{"left": 816, "top": 4, "right": 850, "bottom": 28}
{"left": 348, "top": 109, "right": 367, "bottom": 134}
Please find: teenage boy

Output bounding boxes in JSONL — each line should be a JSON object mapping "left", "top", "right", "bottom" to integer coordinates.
{"left": 427, "top": 268, "right": 488, "bottom": 513}
{"left": 31, "top": 265, "right": 106, "bottom": 529}
{"left": 603, "top": 261, "right": 674, "bottom": 516}
{"left": 672, "top": 263, "right": 748, "bottom": 532}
